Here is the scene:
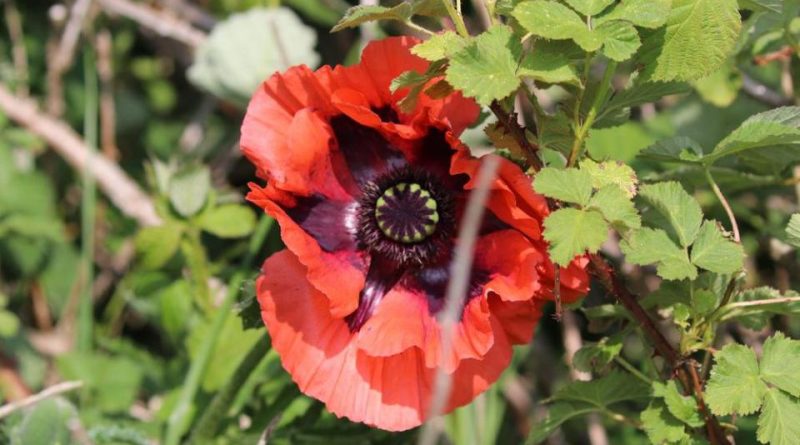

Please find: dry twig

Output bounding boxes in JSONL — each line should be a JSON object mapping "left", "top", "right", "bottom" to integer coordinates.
{"left": 0, "top": 83, "right": 162, "bottom": 227}
{"left": 3, "top": 0, "right": 29, "bottom": 97}
{"left": 0, "top": 381, "right": 83, "bottom": 419}
{"left": 98, "top": 0, "right": 206, "bottom": 48}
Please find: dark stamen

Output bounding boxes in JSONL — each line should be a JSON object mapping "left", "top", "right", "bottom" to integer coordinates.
{"left": 345, "top": 254, "right": 406, "bottom": 331}
{"left": 375, "top": 182, "right": 439, "bottom": 244}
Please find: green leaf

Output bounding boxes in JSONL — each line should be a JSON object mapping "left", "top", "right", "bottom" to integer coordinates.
{"left": 693, "top": 61, "right": 742, "bottom": 108}
{"left": 579, "top": 159, "right": 638, "bottom": 197}
{"left": 724, "top": 287, "right": 800, "bottom": 330}
{"left": 331, "top": 3, "right": 412, "bottom": 31}
{"left": 188, "top": 8, "right": 319, "bottom": 105}
{"left": 654, "top": 380, "right": 704, "bottom": 428}
{"left": 9, "top": 398, "right": 77, "bottom": 445}
{"left": 199, "top": 204, "right": 256, "bottom": 238}
{"left": 639, "top": 136, "right": 705, "bottom": 163}
{"left": 706, "top": 344, "right": 767, "bottom": 415}
{"left": 621, "top": 228, "right": 697, "bottom": 280}
{"left": 596, "top": 0, "right": 671, "bottom": 28}
{"left": 526, "top": 402, "right": 598, "bottom": 445}
{"left": 589, "top": 185, "right": 641, "bottom": 230}
{"left": 760, "top": 332, "right": 800, "bottom": 398}
{"left": 57, "top": 353, "right": 144, "bottom": 413}
{"left": 757, "top": 388, "right": 800, "bottom": 445}
{"left": 692, "top": 288, "right": 718, "bottom": 316}
{"left": 573, "top": 336, "right": 623, "bottom": 372}
{"left": 519, "top": 40, "right": 580, "bottom": 85}
{"left": 704, "top": 107, "right": 800, "bottom": 165}
{"left": 445, "top": 25, "right": 521, "bottom": 105}
{"left": 411, "top": 31, "right": 467, "bottom": 61}
{"left": 637, "top": 0, "right": 742, "bottom": 81}
{"left": 597, "top": 21, "right": 641, "bottom": 62}
{"left": 533, "top": 167, "right": 593, "bottom": 205}
{"left": 391, "top": 70, "right": 429, "bottom": 92}
{"left": 512, "top": 0, "right": 602, "bottom": 51}
{"left": 135, "top": 223, "right": 183, "bottom": 270}
{"left": 689, "top": 220, "right": 744, "bottom": 274}
{"left": 169, "top": 165, "right": 211, "bottom": 218}
{"left": 639, "top": 181, "right": 703, "bottom": 247}
{"left": 564, "top": 0, "right": 614, "bottom": 16}
{"left": 641, "top": 401, "right": 690, "bottom": 444}
{"left": 553, "top": 371, "right": 652, "bottom": 407}
{"left": 543, "top": 208, "right": 609, "bottom": 265}
{"left": 787, "top": 214, "right": 800, "bottom": 248}
{"left": 600, "top": 81, "right": 691, "bottom": 123}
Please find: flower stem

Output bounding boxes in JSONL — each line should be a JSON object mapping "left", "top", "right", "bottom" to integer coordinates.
{"left": 567, "top": 60, "right": 617, "bottom": 167}
{"left": 78, "top": 45, "right": 98, "bottom": 352}
{"left": 613, "top": 356, "right": 652, "bottom": 385}
{"left": 163, "top": 216, "right": 273, "bottom": 445}
{"left": 440, "top": 0, "right": 469, "bottom": 38}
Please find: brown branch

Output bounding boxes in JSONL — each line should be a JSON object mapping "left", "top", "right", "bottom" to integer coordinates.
{"left": 3, "top": 0, "right": 29, "bottom": 97}
{"left": 96, "top": 29, "right": 119, "bottom": 160}
{"left": 754, "top": 45, "right": 793, "bottom": 66}
{"left": 588, "top": 254, "right": 730, "bottom": 445}
{"left": 0, "top": 83, "right": 162, "bottom": 227}
{"left": 489, "top": 100, "right": 543, "bottom": 171}
{"left": 98, "top": 0, "right": 206, "bottom": 48}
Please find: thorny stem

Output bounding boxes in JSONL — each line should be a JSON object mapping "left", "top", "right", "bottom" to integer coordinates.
{"left": 488, "top": 101, "right": 543, "bottom": 171}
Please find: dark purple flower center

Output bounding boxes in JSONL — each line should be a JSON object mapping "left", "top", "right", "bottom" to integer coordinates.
{"left": 375, "top": 182, "right": 439, "bottom": 244}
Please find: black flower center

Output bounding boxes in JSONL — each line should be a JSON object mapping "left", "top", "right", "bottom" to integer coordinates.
{"left": 375, "top": 182, "right": 439, "bottom": 244}
{"left": 357, "top": 167, "right": 455, "bottom": 268}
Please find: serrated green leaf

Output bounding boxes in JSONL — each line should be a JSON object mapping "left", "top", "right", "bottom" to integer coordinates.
{"left": 533, "top": 167, "right": 593, "bottom": 205}
{"left": 654, "top": 380, "right": 704, "bottom": 428}
{"left": 188, "top": 8, "right": 318, "bottom": 105}
{"left": 704, "top": 107, "right": 800, "bottom": 165}
{"left": 596, "top": 0, "right": 671, "bottom": 28}
{"left": 169, "top": 166, "right": 211, "bottom": 218}
{"left": 526, "top": 402, "right": 598, "bottom": 445}
{"left": 564, "top": 0, "right": 614, "bottom": 16}
{"left": 689, "top": 220, "right": 744, "bottom": 274}
{"left": 639, "top": 181, "right": 703, "bottom": 247}
{"left": 135, "top": 223, "right": 183, "bottom": 270}
{"left": 639, "top": 136, "right": 705, "bottom": 163}
{"left": 760, "top": 332, "right": 800, "bottom": 398}
{"left": 723, "top": 287, "right": 800, "bottom": 330}
{"left": 513, "top": 0, "right": 602, "bottom": 51}
{"left": 757, "top": 388, "right": 800, "bottom": 445}
{"left": 543, "top": 208, "right": 608, "bottom": 265}
{"left": 692, "top": 288, "right": 718, "bottom": 316}
{"left": 788, "top": 214, "right": 800, "bottom": 248}
{"left": 411, "top": 31, "right": 467, "bottom": 61}
{"left": 694, "top": 61, "right": 742, "bottom": 108}
{"left": 554, "top": 371, "right": 652, "bottom": 407}
{"left": 641, "top": 401, "right": 690, "bottom": 444}
{"left": 621, "top": 228, "right": 697, "bottom": 280}
{"left": 706, "top": 344, "right": 767, "bottom": 415}
{"left": 573, "top": 336, "right": 623, "bottom": 372}
{"left": 9, "top": 398, "right": 77, "bottom": 445}
{"left": 597, "top": 21, "right": 641, "bottom": 62}
{"left": 390, "top": 70, "right": 428, "bottom": 92}
{"left": 579, "top": 159, "right": 638, "bottom": 197}
{"left": 599, "top": 81, "right": 690, "bottom": 124}
{"left": 589, "top": 185, "right": 641, "bottom": 230}
{"left": 199, "top": 204, "right": 256, "bottom": 238}
{"left": 637, "top": 0, "right": 742, "bottom": 81}
{"left": 519, "top": 40, "right": 580, "bottom": 85}
{"left": 331, "top": 3, "right": 412, "bottom": 32}
{"left": 445, "top": 25, "right": 521, "bottom": 105}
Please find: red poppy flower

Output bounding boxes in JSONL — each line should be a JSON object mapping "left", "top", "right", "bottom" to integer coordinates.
{"left": 241, "top": 37, "right": 589, "bottom": 431}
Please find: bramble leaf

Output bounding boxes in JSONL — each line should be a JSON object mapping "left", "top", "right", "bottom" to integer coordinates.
{"left": 519, "top": 41, "right": 580, "bottom": 85}
{"left": 706, "top": 344, "right": 767, "bottom": 416}
{"left": 597, "top": 21, "right": 641, "bottom": 62}
{"left": 760, "top": 332, "right": 800, "bottom": 398}
{"left": 564, "top": 0, "right": 614, "bottom": 16}
{"left": 169, "top": 165, "right": 211, "bottom": 218}
{"left": 199, "top": 205, "right": 256, "bottom": 238}
{"left": 705, "top": 107, "right": 800, "bottom": 165}
{"left": 331, "top": 3, "right": 412, "bottom": 32}
{"left": 512, "top": 0, "right": 602, "bottom": 51}
{"left": 543, "top": 208, "right": 608, "bottom": 265}
{"left": 533, "top": 167, "right": 593, "bottom": 206}
{"left": 135, "top": 223, "right": 184, "bottom": 270}
{"left": 637, "top": 0, "right": 741, "bottom": 81}
{"left": 639, "top": 136, "right": 705, "bottom": 163}
{"left": 589, "top": 185, "right": 641, "bottom": 230}
{"left": 446, "top": 25, "right": 521, "bottom": 105}
{"left": 553, "top": 371, "right": 652, "bottom": 407}
{"left": 579, "top": 159, "right": 638, "bottom": 197}
{"left": 788, "top": 214, "right": 800, "bottom": 248}
{"left": 757, "top": 388, "right": 800, "bottom": 445}
{"left": 600, "top": 82, "right": 691, "bottom": 123}
{"left": 621, "top": 228, "right": 697, "bottom": 280}
{"left": 526, "top": 402, "right": 597, "bottom": 444}
{"left": 689, "top": 220, "right": 744, "bottom": 274}
{"left": 573, "top": 336, "right": 623, "bottom": 372}
{"left": 641, "top": 401, "right": 689, "bottom": 444}
{"left": 411, "top": 31, "right": 467, "bottom": 61}
{"left": 653, "top": 380, "right": 704, "bottom": 428}
{"left": 595, "top": 0, "right": 671, "bottom": 28}
{"left": 639, "top": 181, "right": 703, "bottom": 247}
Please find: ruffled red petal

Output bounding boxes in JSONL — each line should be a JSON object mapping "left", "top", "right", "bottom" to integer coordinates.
{"left": 258, "top": 250, "right": 517, "bottom": 431}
